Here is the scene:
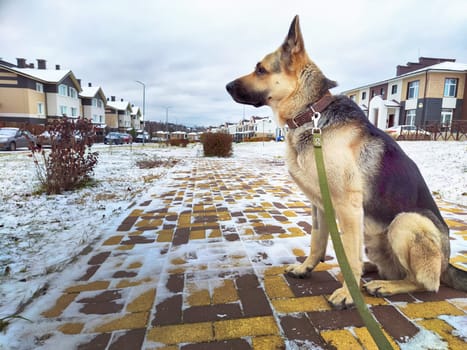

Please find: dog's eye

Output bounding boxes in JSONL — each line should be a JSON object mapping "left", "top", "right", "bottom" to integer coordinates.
{"left": 255, "top": 64, "right": 268, "bottom": 76}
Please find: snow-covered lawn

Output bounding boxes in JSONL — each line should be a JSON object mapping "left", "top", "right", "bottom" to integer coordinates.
{"left": 0, "top": 140, "right": 466, "bottom": 319}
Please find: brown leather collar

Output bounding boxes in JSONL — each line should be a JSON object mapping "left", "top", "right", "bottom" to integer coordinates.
{"left": 286, "top": 93, "right": 335, "bottom": 129}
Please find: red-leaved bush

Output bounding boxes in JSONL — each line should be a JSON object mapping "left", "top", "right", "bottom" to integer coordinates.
{"left": 31, "top": 117, "right": 99, "bottom": 194}
{"left": 201, "top": 132, "right": 233, "bottom": 157}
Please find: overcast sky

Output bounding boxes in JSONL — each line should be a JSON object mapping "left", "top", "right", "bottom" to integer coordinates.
{"left": 1, "top": 0, "right": 466, "bottom": 127}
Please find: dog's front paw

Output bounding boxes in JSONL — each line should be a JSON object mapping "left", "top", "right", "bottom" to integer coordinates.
{"left": 285, "top": 263, "right": 311, "bottom": 278}
{"left": 328, "top": 287, "right": 354, "bottom": 309}
{"left": 364, "top": 280, "right": 394, "bottom": 297}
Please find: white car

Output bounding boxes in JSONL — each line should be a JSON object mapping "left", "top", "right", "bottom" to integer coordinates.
{"left": 384, "top": 125, "right": 431, "bottom": 140}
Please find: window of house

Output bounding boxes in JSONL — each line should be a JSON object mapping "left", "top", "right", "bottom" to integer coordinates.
{"left": 407, "top": 81, "right": 419, "bottom": 99}
{"left": 391, "top": 84, "right": 397, "bottom": 94}
{"left": 60, "top": 105, "right": 67, "bottom": 115}
{"left": 380, "top": 88, "right": 385, "bottom": 96}
{"left": 441, "top": 109, "right": 453, "bottom": 128}
{"left": 71, "top": 107, "right": 78, "bottom": 117}
{"left": 350, "top": 94, "right": 356, "bottom": 101}
{"left": 443, "top": 78, "right": 457, "bottom": 97}
{"left": 37, "top": 102, "right": 44, "bottom": 115}
{"left": 92, "top": 98, "right": 97, "bottom": 107}
{"left": 58, "top": 84, "right": 68, "bottom": 96}
{"left": 405, "top": 110, "right": 416, "bottom": 125}
{"left": 36, "top": 82, "right": 44, "bottom": 93}
{"left": 69, "top": 87, "right": 77, "bottom": 98}
{"left": 97, "top": 99, "right": 103, "bottom": 108}
{"left": 361, "top": 91, "right": 367, "bottom": 100}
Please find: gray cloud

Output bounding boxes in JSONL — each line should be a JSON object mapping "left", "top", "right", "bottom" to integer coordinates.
{"left": 1, "top": 0, "right": 466, "bottom": 127}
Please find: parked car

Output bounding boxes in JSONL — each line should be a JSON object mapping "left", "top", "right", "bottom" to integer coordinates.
{"left": 384, "top": 125, "right": 432, "bottom": 140}
{"left": 0, "top": 127, "right": 37, "bottom": 151}
{"left": 104, "top": 132, "right": 124, "bottom": 145}
{"left": 135, "top": 133, "right": 150, "bottom": 143}
{"left": 120, "top": 133, "right": 133, "bottom": 144}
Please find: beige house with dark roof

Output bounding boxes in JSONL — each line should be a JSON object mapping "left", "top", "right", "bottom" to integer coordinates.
{"left": 0, "top": 58, "right": 82, "bottom": 128}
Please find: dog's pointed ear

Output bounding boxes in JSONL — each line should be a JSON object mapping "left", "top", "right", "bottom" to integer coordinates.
{"left": 282, "top": 15, "right": 304, "bottom": 56}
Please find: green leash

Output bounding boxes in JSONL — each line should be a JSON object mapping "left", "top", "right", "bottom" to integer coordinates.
{"left": 312, "top": 127, "right": 394, "bottom": 349}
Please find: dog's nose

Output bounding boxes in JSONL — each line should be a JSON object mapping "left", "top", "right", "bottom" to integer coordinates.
{"left": 226, "top": 81, "right": 235, "bottom": 94}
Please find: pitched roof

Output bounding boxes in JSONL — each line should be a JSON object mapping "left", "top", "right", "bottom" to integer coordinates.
{"left": 107, "top": 100, "right": 131, "bottom": 111}
{"left": 0, "top": 64, "right": 81, "bottom": 90}
{"left": 79, "top": 86, "right": 106, "bottom": 102}
{"left": 131, "top": 106, "right": 141, "bottom": 115}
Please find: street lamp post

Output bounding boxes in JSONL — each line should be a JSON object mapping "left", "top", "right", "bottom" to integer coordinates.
{"left": 135, "top": 80, "right": 146, "bottom": 145}
{"left": 165, "top": 106, "right": 171, "bottom": 143}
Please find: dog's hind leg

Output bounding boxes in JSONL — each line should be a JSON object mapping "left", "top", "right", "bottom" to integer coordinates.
{"left": 365, "top": 212, "right": 444, "bottom": 297}
{"left": 286, "top": 205, "right": 329, "bottom": 277}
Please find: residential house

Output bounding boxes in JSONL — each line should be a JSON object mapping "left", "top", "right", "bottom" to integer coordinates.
{"left": 187, "top": 132, "right": 200, "bottom": 142}
{"left": 342, "top": 57, "right": 467, "bottom": 130}
{"left": 170, "top": 131, "right": 187, "bottom": 140}
{"left": 79, "top": 82, "right": 106, "bottom": 127}
{"left": 131, "top": 105, "right": 142, "bottom": 131}
{"left": 252, "top": 116, "right": 275, "bottom": 138}
{"left": 105, "top": 97, "right": 132, "bottom": 132}
{"left": 0, "top": 58, "right": 82, "bottom": 130}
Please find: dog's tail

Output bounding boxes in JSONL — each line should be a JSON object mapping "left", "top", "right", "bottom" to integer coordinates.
{"left": 441, "top": 264, "right": 467, "bottom": 292}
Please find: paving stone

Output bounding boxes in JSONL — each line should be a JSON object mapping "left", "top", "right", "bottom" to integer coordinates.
{"left": 254, "top": 225, "right": 286, "bottom": 234}
{"left": 308, "top": 309, "right": 365, "bottom": 330}
{"left": 117, "top": 215, "right": 138, "bottom": 231}
{"left": 400, "top": 300, "right": 465, "bottom": 319}
{"left": 126, "top": 288, "right": 156, "bottom": 313}
{"left": 371, "top": 305, "right": 419, "bottom": 342}
{"left": 272, "top": 296, "right": 330, "bottom": 313}
{"left": 183, "top": 303, "right": 243, "bottom": 323}
{"left": 112, "top": 270, "right": 138, "bottom": 278}
{"left": 166, "top": 273, "right": 184, "bottom": 293}
{"left": 80, "top": 301, "right": 124, "bottom": 315}
{"left": 152, "top": 294, "right": 183, "bottom": 326}
{"left": 251, "top": 335, "right": 285, "bottom": 350}
{"left": 58, "top": 322, "right": 84, "bottom": 334}
{"left": 147, "top": 322, "right": 214, "bottom": 345}
{"left": 181, "top": 339, "right": 252, "bottom": 350}
{"left": 77, "top": 265, "right": 100, "bottom": 281}
{"left": 280, "top": 314, "right": 328, "bottom": 346}
{"left": 285, "top": 271, "right": 341, "bottom": 297}
{"left": 214, "top": 316, "right": 279, "bottom": 340}
{"left": 77, "top": 290, "right": 122, "bottom": 303}
{"left": 108, "top": 328, "right": 146, "bottom": 350}
{"left": 42, "top": 293, "right": 78, "bottom": 318}
{"left": 321, "top": 329, "right": 360, "bottom": 349}
{"left": 235, "top": 274, "right": 259, "bottom": 290}
{"left": 120, "top": 236, "right": 155, "bottom": 245}
{"left": 77, "top": 333, "right": 111, "bottom": 350}
{"left": 412, "top": 285, "right": 467, "bottom": 301}
{"left": 94, "top": 312, "right": 149, "bottom": 332}
{"left": 87, "top": 252, "right": 111, "bottom": 265}
{"left": 173, "top": 227, "right": 190, "bottom": 245}
{"left": 238, "top": 287, "right": 272, "bottom": 317}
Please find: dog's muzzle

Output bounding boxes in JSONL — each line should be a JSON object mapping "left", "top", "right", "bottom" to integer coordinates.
{"left": 226, "top": 80, "right": 266, "bottom": 107}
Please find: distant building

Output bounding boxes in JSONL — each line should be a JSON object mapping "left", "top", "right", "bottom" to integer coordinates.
{"left": 79, "top": 82, "right": 106, "bottom": 127}
{"left": 342, "top": 57, "right": 467, "bottom": 130}
{"left": 131, "top": 106, "right": 143, "bottom": 131}
{"left": 105, "top": 97, "right": 132, "bottom": 132}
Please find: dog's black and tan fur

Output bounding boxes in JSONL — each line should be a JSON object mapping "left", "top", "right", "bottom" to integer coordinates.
{"left": 227, "top": 15, "right": 467, "bottom": 309}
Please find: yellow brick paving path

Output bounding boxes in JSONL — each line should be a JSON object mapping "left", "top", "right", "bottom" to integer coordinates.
{"left": 8, "top": 155, "right": 467, "bottom": 349}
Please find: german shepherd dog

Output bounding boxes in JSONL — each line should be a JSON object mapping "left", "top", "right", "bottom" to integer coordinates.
{"left": 226, "top": 15, "right": 467, "bottom": 309}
